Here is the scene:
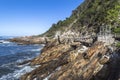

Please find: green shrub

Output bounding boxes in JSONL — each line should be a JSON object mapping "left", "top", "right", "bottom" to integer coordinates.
{"left": 116, "top": 42, "right": 120, "bottom": 47}
{"left": 114, "top": 28, "right": 120, "bottom": 33}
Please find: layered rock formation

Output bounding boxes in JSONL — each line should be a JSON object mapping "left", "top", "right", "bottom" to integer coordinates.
{"left": 92, "top": 48, "right": 120, "bottom": 80}
{"left": 20, "top": 40, "right": 114, "bottom": 80}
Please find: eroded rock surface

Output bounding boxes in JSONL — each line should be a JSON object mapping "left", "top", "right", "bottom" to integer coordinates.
{"left": 20, "top": 40, "right": 112, "bottom": 80}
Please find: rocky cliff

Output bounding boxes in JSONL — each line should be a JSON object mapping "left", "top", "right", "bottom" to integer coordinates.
{"left": 20, "top": 39, "right": 120, "bottom": 80}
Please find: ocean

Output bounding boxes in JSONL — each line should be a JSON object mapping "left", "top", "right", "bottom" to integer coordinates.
{"left": 0, "top": 36, "right": 43, "bottom": 80}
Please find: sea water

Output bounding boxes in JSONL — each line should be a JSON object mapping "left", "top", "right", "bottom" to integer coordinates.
{"left": 0, "top": 36, "right": 43, "bottom": 80}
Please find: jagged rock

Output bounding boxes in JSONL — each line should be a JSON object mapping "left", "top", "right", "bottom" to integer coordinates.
{"left": 20, "top": 41, "right": 109, "bottom": 80}
{"left": 49, "top": 42, "right": 108, "bottom": 80}
{"left": 92, "top": 48, "right": 120, "bottom": 80}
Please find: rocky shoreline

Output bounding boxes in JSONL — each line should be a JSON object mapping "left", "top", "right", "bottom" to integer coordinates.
{"left": 13, "top": 37, "right": 119, "bottom": 80}
{"left": 2, "top": 0, "right": 120, "bottom": 79}
{"left": 9, "top": 36, "right": 47, "bottom": 45}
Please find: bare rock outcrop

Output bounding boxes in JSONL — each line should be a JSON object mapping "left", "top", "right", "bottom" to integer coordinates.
{"left": 20, "top": 40, "right": 110, "bottom": 80}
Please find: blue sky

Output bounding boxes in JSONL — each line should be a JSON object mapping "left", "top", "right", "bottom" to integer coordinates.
{"left": 0, "top": 0, "right": 84, "bottom": 36}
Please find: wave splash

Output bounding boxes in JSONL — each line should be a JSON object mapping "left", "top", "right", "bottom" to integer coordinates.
{"left": 0, "top": 65, "right": 38, "bottom": 80}
{"left": 0, "top": 39, "right": 43, "bottom": 80}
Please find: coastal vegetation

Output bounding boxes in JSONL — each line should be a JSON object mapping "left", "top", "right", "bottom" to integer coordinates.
{"left": 116, "top": 42, "right": 120, "bottom": 47}
{"left": 114, "top": 28, "right": 120, "bottom": 33}
{"left": 42, "top": 0, "right": 120, "bottom": 37}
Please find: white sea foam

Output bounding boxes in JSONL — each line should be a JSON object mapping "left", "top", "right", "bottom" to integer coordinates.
{"left": 14, "top": 66, "right": 35, "bottom": 78}
{"left": 0, "top": 40, "right": 43, "bottom": 80}
{"left": 16, "top": 57, "right": 33, "bottom": 63}
{"left": 0, "top": 40, "right": 10, "bottom": 44}
{"left": 31, "top": 48, "right": 41, "bottom": 52}
{"left": 0, "top": 65, "right": 39, "bottom": 80}
{"left": 0, "top": 57, "right": 40, "bottom": 80}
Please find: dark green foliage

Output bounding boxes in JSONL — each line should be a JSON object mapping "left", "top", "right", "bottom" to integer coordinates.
{"left": 116, "top": 42, "right": 120, "bottom": 47}
{"left": 114, "top": 28, "right": 120, "bottom": 33}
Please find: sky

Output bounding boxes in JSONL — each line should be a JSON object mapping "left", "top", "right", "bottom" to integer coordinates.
{"left": 0, "top": 0, "right": 84, "bottom": 36}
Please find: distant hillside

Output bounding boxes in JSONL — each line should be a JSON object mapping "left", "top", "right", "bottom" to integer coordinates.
{"left": 41, "top": 0, "right": 120, "bottom": 37}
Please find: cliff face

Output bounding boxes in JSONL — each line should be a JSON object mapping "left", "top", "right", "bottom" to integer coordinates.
{"left": 42, "top": 0, "right": 120, "bottom": 37}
